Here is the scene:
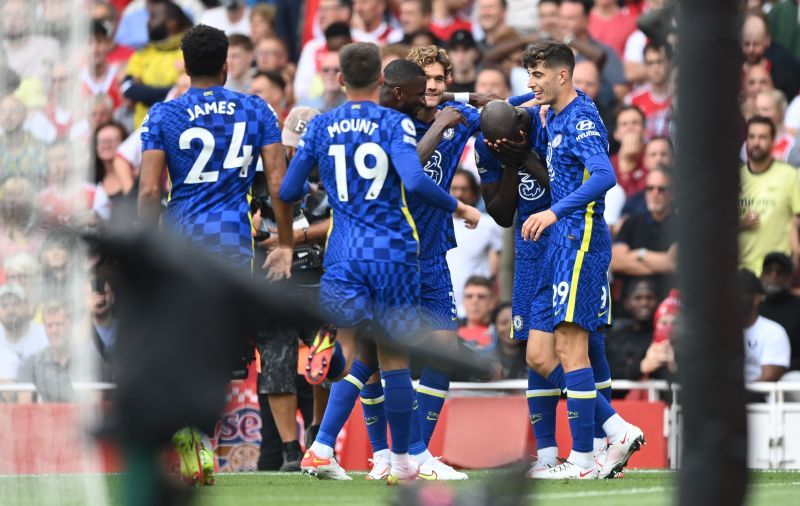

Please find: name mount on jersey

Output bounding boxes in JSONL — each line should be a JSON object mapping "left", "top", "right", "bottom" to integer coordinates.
{"left": 326, "top": 118, "right": 379, "bottom": 137}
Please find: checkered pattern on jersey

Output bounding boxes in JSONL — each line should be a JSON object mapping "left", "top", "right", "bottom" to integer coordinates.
{"left": 319, "top": 261, "right": 420, "bottom": 339}
{"left": 408, "top": 102, "right": 481, "bottom": 260}
{"left": 543, "top": 90, "right": 612, "bottom": 253}
{"left": 295, "top": 101, "right": 420, "bottom": 266}
{"left": 419, "top": 256, "right": 457, "bottom": 331}
{"left": 548, "top": 243, "right": 612, "bottom": 332}
{"left": 142, "top": 86, "right": 281, "bottom": 262}
{"left": 474, "top": 132, "right": 551, "bottom": 259}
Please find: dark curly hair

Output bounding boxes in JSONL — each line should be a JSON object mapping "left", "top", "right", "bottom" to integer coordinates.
{"left": 181, "top": 24, "right": 229, "bottom": 78}
{"left": 521, "top": 40, "right": 575, "bottom": 74}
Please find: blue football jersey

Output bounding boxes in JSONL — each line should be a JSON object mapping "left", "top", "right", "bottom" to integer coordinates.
{"left": 288, "top": 101, "right": 422, "bottom": 266}
{"left": 141, "top": 86, "right": 281, "bottom": 264}
{"left": 543, "top": 90, "right": 612, "bottom": 253}
{"left": 474, "top": 130, "right": 550, "bottom": 259}
{"left": 408, "top": 101, "right": 481, "bottom": 259}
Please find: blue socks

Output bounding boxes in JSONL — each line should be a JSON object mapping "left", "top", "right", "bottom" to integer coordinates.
{"left": 564, "top": 368, "right": 597, "bottom": 454}
{"left": 360, "top": 381, "right": 388, "bottom": 453}
{"left": 382, "top": 368, "right": 415, "bottom": 454}
{"left": 415, "top": 367, "right": 450, "bottom": 447}
{"left": 316, "top": 359, "right": 374, "bottom": 449}
{"left": 527, "top": 369, "right": 559, "bottom": 455}
{"left": 589, "top": 332, "right": 613, "bottom": 439}
{"left": 327, "top": 342, "right": 346, "bottom": 380}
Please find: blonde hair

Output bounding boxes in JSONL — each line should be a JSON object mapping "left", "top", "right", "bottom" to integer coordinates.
{"left": 406, "top": 45, "right": 452, "bottom": 79}
{"left": 756, "top": 88, "right": 788, "bottom": 119}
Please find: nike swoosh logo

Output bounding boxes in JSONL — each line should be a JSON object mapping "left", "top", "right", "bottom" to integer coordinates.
{"left": 312, "top": 458, "right": 329, "bottom": 464}
{"left": 426, "top": 414, "right": 439, "bottom": 421}
{"left": 579, "top": 469, "right": 594, "bottom": 478}
{"left": 418, "top": 471, "right": 438, "bottom": 480}
{"left": 620, "top": 433, "right": 628, "bottom": 445}
{"left": 365, "top": 418, "right": 379, "bottom": 426}
{"left": 554, "top": 309, "right": 562, "bottom": 316}
{"left": 567, "top": 415, "right": 579, "bottom": 420}
{"left": 597, "top": 310, "right": 608, "bottom": 317}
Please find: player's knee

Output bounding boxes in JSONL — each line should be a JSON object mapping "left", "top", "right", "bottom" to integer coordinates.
{"left": 554, "top": 341, "right": 590, "bottom": 371}
{"left": 526, "top": 348, "right": 557, "bottom": 376}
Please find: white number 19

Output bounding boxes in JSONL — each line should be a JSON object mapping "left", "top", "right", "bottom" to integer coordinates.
{"left": 328, "top": 142, "right": 388, "bottom": 201}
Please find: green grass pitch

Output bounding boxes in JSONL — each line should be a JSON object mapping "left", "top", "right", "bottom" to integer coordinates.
{"left": 2, "top": 470, "right": 798, "bottom": 506}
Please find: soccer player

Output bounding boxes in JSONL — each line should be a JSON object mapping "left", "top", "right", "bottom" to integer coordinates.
{"left": 137, "top": 25, "right": 295, "bottom": 485}
{"left": 517, "top": 40, "right": 644, "bottom": 479}
{"left": 280, "top": 43, "right": 480, "bottom": 482}
{"left": 358, "top": 45, "right": 483, "bottom": 481}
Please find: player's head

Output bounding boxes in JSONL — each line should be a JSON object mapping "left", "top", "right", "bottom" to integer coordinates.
{"left": 181, "top": 24, "right": 229, "bottom": 84}
{"left": 338, "top": 42, "right": 383, "bottom": 93}
{"left": 380, "top": 59, "right": 427, "bottom": 116}
{"left": 746, "top": 115, "right": 776, "bottom": 162}
{"left": 479, "top": 100, "right": 530, "bottom": 144}
{"left": 406, "top": 45, "right": 452, "bottom": 108}
{"left": 522, "top": 40, "right": 575, "bottom": 106}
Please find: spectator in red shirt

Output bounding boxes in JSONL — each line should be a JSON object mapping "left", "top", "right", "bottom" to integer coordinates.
{"left": 612, "top": 105, "right": 648, "bottom": 196}
{"left": 457, "top": 276, "right": 496, "bottom": 351}
{"left": 430, "top": 0, "right": 472, "bottom": 42}
{"left": 91, "top": 1, "right": 134, "bottom": 66}
{"left": 84, "top": 20, "right": 124, "bottom": 109}
{"left": 589, "top": 0, "right": 638, "bottom": 58}
{"left": 626, "top": 42, "right": 673, "bottom": 140}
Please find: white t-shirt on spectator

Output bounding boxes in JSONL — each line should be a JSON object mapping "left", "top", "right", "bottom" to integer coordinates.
{"left": 623, "top": 30, "right": 647, "bottom": 65}
{"left": 744, "top": 315, "right": 791, "bottom": 382}
{"left": 294, "top": 38, "right": 327, "bottom": 103}
{"left": 0, "top": 323, "right": 49, "bottom": 364}
{"left": 117, "top": 127, "right": 143, "bottom": 174}
{"left": 448, "top": 214, "right": 503, "bottom": 318}
{"left": 604, "top": 183, "right": 627, "bottom": 226}
{"left": 351, "top": 22, "right": 403, "bottom": 45}
{"left": 198, "top": 7, "right": 252, "bottom": 36}
{"left": 0, "top": 347, "right": 20, "bottom": 381}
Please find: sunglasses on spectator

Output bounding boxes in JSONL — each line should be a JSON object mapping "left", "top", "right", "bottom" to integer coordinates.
{"left": 646, "top": 185, "right": 671, "bottom": 193}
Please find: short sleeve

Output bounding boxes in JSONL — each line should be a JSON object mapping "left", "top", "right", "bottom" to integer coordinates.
{"left": 760, "top": 322, "right": 791, "bottom": 368}
{"left": 614, "top": 214, "right": 635, "bottom": 245}
{"left": 0, "top": 349, "right": 19, "bottom": 380}
{"left": 257, "top": 98, "right": 282, "bottom": 147}
{"left": 140, "top": 103, "right": 164, "bottom": 152}
{"left": 474, "top": 134, "right": 501, "bottom": 184}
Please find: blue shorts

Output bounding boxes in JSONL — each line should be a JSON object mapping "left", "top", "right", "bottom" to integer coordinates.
{"left": 419, "top": 256, "right": 458, "bottom": 332}
{"left": 319, "top": 261, "right": 420, "bottom": 339}
{"left": 512, "top": 248, "right": 551, "bottom": 340}
{"left": 548, "top": 244, "right": 612, "bottom": 332}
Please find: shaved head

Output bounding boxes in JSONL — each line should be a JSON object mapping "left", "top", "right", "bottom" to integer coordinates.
{"left": 479, "top": 100, "right": 530, "bottom": 142}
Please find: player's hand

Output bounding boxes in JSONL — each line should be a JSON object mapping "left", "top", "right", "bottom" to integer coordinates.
{"left": 256, "top": 226, "right": 280, "bottom": 250}
{"left": 455, "top": 202, "right": 481, "bottom": 229}
{"left": 521, "top": 209, "right": 557, "bottom": 241}
{"left": 469, "top": 93, "right": 499, "bottom": 107}
{"left": 434, "top": 106, "right": 467, "bottom": 129}
{"left": 486, "top": 130, "right": 528, "bottom": 168}
{"left": 263, "top": 245, "right": 293, "bottom": 282}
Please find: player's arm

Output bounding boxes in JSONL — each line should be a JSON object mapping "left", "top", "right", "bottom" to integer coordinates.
{"left": 476, "top": 137, "right": 519, "bottom": 228}
{"left": 441, "top": 92, "right": 497, "bottom": 108}
{"left": 138, "top": 149, "right": 165, "bottom": 226}
{"left": 416, "top": 107, "right": 466, "bottom": 163}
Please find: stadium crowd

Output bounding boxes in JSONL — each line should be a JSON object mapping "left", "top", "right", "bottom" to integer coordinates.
{"left": 1, "top": 0, "right": 800, "bottom": 472}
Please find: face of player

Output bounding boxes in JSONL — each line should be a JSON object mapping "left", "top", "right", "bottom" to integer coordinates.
{"left": 643, "top": 139, "right": 672, "bottom": 171}
{"left": 354, "top": 0, "right": 384, "bottom": 28}
{"left": 614, "top": 109, "right": 645, "bottom": 141}
{"left": 538, "top": 1, "right": 560, "bottom": 36}
{"left": 463, "top": 284, "right": 494, "bottom": 325}
{"left": 572, "top": 61, "right": 599, "bottom": 101}
{"left": 762, "top": 263, "right": 791, "bottom": 295}
{"left": 422, "top": 62, "right": 447, "bottom": 108}
{"left": 398, "top": 76, "right": 427, "bottom": 117}
{"left": 746, "top": 122, "right": 775, "bottom": 162}
{"left": 43, "top": 309, "right": 70, "bottom": 349}
{"left": 755, "top": 94, "right": 781, "bottom": 127}
{"left": 744, "top": 66, "right": 772, "bottom": 99}
{"left": 475, "top": 69, "right": 510, "bottom": 99}
{"left": 526, "top": 63, "right": 562, "bottom": 106}
{"left": 399, "top": 1, "right": 428, "bottom": 34}
{"left": 227, "top": 45, "right": 254, "bottom": 80}
{"left": 478, "top": 0, "right": 505, "bottom": 33}
{"left": 644, "top": 47, "right": 670, "bottom": 87}
{"left": 559, "top": 1, "right": 587, "bottom": 39}
{"left": 644, "top": 170, "right": 673, "bottom": 218}
{"left": 624, "top": 283, "right": 658, "bottom": 324}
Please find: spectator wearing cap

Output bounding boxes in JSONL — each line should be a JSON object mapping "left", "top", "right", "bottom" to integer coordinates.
{"left": 740, "top": 269, "right": 791, "bottom": 383}
{"left": 398, "top": 0, "right": 433, "bottom": 43}
{"left": 299, "top": 52, "right": 347, "bottom": 113}
{"left": 430, "top": 0, "right": 472, "bottom": 42}
{"left": 0, "top": 284, "right": 48, "bottom": 368}
{"left": 611, "top": 166, "right": 677, "bottom": 307}
{"left": 351, "top": 0, "right": 403, "bottom": 45}
{"left": 605, "top": 279, "right": 660, "bottom": 389}
{"left": 225, "top": 34, "right": 255, "bottom": 94}
{"left": 760, "top": 252, "right": 800, "bottom": 371}
{"left": 742, "top": 12, "right": 800, "bottom": 103}
{"left": 475, "top": 0, "right": 509, "bottom": 53}
{"left": 294, "top": 22, "right": 352, "bottom": 104}
{"left": 447, "top": 30, "right": 481, "bottom": 93}
{"left": 198, "top": 0, "right": 251, "bottom": 36}
{"left": 83, "top": 20, "right": 124, "bottom": 110}
{"left": 739, "top": 116, "right": 800, "bottom": 275}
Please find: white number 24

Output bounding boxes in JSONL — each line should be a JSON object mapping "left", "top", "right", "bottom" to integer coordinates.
{"left": 180, "top": 122, "right": 253, "bottom": 184}
{"left": 328, "top": 142, "right": 388, "bottom": 201}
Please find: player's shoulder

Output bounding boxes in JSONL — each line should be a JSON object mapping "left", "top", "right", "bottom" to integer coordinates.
{"left": 376, "top": 106, "right": 416, "bottom": 135}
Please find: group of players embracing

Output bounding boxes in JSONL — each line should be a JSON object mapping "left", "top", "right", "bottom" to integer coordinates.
{"left": 139, "top": 22, "right": 645, "bottom": 486}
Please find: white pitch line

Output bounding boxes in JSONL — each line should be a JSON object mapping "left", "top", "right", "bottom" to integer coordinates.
{"left": 530, "top": 486, "right": 670, "bottom": 500}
